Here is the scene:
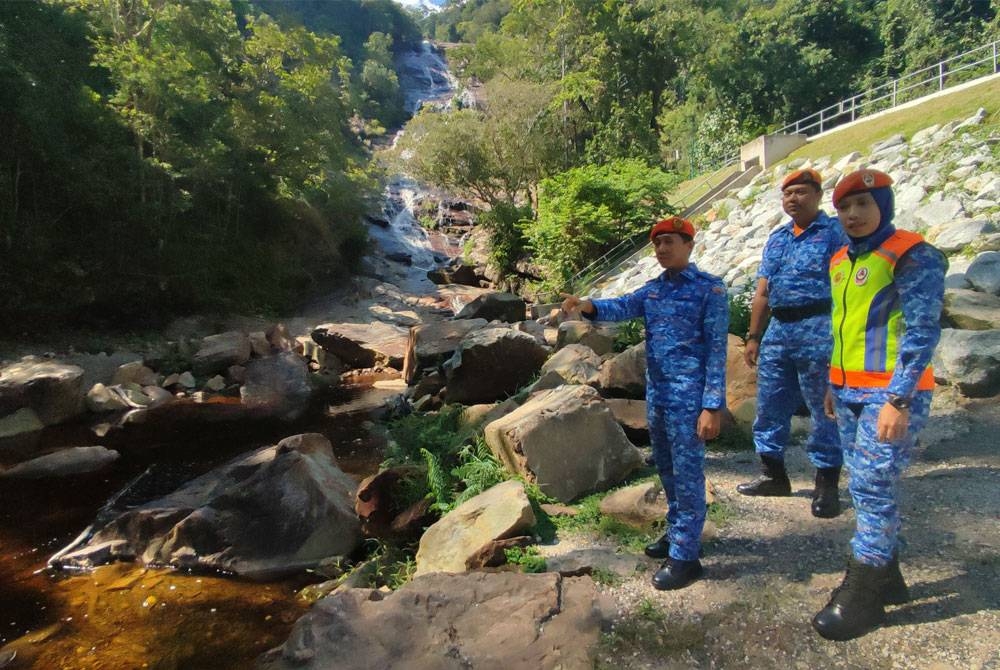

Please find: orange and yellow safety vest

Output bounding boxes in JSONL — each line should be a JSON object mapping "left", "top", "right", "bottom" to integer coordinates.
{"left": 829, "top": 230, "right": 935, "bottom": 390}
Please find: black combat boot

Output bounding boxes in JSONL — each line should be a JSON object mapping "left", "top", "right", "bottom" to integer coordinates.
{"left": 812, "top": 558, "right": 888, "bottom": 641}
{"left": 882, "top": 553, "right": 910, "bottom": 605}
{"left": 651, "top": 558, "right": 703, "bottom": 591}
{"left": 811, "top": 466, "right": 842, "bottom": 518}
{"left": 644, "top": 533, "right": 671, "bottom": 559}
{"left": 737, "top": 455, "right": 792, "bottom": 496}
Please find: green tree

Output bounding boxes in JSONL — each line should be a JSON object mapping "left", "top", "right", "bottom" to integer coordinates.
{"left": 524, "top": 159, "right": 677, "bottom": 289}
{"left": 358, "top": 32, "right": 405, "bottom": 129}
{"left": 394, "top": 78, "right": 563, "bottom": 207}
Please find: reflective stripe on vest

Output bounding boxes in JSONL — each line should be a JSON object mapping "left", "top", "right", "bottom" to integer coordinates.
{"left": 829, "top": 230, "right": 934, "bottom": 389}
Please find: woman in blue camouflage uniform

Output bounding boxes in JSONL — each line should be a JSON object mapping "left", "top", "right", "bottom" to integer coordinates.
{"left": 813, "top": 169, "right": 946, "bottom": 640}
{"left": 561, "top": 216, "right": 729, "bottom": 590}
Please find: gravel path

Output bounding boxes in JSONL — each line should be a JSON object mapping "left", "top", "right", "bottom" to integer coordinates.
{"left": 581, "top": 389, "right": 1000, "bottom": 669}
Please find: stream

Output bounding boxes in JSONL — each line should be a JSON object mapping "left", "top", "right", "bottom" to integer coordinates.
{"left": 0, "top": 41, "right": 458, "bottom": 670}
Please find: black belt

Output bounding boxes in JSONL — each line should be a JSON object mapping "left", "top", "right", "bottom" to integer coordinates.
{"left": 770, "top": 300, "right": 831, "bottom": 322}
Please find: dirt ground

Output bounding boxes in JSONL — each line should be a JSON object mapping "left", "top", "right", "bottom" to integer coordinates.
{"left": 587, "top": 387, "right": 1000, "bottom": 669}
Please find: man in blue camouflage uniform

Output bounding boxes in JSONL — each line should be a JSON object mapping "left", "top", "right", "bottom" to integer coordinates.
{"left": 561, "top": 216, "right": 728, "bottom": 590}
{"left": 739, "top": 168, "right": 848, "bottom": 518}
{"left": 812, "top": 169, "right": 946, "bottom": 641}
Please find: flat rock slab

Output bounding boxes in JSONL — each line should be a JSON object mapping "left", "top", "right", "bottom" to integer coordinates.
{"left": 312, "top": 321, "right": 410, "bottom": 369}
{"left": 257, "top": 572, "right": 606, "bottom": 670}
{"left": 1, "top": 446, "right": 119, "bottom": 479}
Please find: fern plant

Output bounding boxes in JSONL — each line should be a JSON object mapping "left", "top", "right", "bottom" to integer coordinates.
{"left": 420, "top": 447, "right": 454, "bottom": 513}
{"left": 451, "top": 438, "right": 508, "bottom": 508}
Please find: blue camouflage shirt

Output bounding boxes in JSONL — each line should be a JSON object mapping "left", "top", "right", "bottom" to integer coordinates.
{"left": 591, "top": 263, "right": 729, "bottom": 411}
{"left": 758, "top": 210, "right": 847, "bottom": 309}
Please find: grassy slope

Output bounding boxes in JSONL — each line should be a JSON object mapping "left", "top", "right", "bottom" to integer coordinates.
{"left": 783, "top": 76, "right": 1000, "bottom": 165}
{"left": 668, "top": 163, "right": 741, "bottom": 211}
{"left": 668, "top": 76, "right": 1000, "bottom": 208}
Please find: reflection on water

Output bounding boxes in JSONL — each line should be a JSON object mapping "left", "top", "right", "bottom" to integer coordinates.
{"left": 0, "top": 386, "right": 388, "bottom": 669}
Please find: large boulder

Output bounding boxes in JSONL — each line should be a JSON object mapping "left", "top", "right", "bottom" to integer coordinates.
{"left": 604, "top": 398, "right": 649, "bottom": 445}
{"left": 926, "top": 219, "right": 994, "bottom": 253}
{"left": 966, "top": 251, "right": 1000, "bottom": 295}
{"left": 597, "top": 342, "right": 646, "bottom": 399}
{"left": 414, "top": 480, "right": 535, "bottom": 576}
{"left": 401, "top": 318, "right": 488, "bottom": 384}
{"left": 427, "top": 263, "right": 479, "bottom": 286}
{"left": 443, "top": 328, "right": 549, "bottom": 404}
{"left": 192, "top": 331, "right": 252, "bottom": 377}
{"left": 0, "top": 356, "right": 85, "bottom": 426}
{"left": 454, "top": 291, "right": 527, "bottom": 323}
{"left": 942, "top": 289, "right": 1000, "bottom": 330}
{"left": 50, "top": 433, "right": 362, "bottom": 578}
{"left": 484, "top": 385, "right": 644, "bottom": 502}
{"left": 239, "top": 352, "right": 313, "bottom": 421}
{"left": 556, "top": 320, "right": 616, "bottom": 356}
{"left": 933, "top": 328, "right": 1000, "bottom": 397}
{"left": 257, "top": 572, "right": 605, "bottom": 670}
{"left": 537, "top": 344, "right": 602, "bottom": 386}
{"left": 311, "top": 321, "right": 410, "bottom": 370}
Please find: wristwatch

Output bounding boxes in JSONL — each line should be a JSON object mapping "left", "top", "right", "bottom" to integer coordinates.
{"left": 745, "top": 332, "right": 762, "bottom": 342}
{"left": 887, "top": 394, "right": 911, "bottom": 410}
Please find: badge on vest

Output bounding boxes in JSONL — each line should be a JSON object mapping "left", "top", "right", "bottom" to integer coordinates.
{"left": 854, "top": 267, "right": 869, "bottom": 286}
{"left": 833, "top": 270, "right": 845, "bottom": 286}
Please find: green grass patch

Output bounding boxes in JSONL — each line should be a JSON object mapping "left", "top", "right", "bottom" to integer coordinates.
{"left": 707, "top": 501, "right": 735, "bottom": 528}
{"left": 553, "top": 488, "right": 660, "bottom": 552}
{"left": 784, "top": 76, "right": 1000, "bottom": 165}
{"left": 590, "top": 567, "right": 623, "bottom": 586}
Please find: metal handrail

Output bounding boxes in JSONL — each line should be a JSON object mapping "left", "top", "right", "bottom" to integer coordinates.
{"left": 777, "top": 39, "right": 1000, "bottom": 137}
{"left": 568, "top": 158, "right": 748, "bottom": 291}
{"left": 567, "top": 169, "right": 728, "bottom": 290}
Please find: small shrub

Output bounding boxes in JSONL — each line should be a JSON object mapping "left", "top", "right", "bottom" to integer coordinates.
{"left": 728, "top": 282, "right": 755, "bottom": 337}
{"left": 504, "top": 545, "right": 547, "bottom": 573}
{"left": 613, "top": 318, "right": 645, "bottom": 352}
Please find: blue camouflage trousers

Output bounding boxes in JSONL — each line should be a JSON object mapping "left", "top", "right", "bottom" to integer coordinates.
{"left": 833, "top": 391, "right": 932, "bottom": 566}
{"left": 754, "top": 321, "right": 842, "bottom": 469}
{"left": 648, "top": 403, "right": 705, "bottom": 562}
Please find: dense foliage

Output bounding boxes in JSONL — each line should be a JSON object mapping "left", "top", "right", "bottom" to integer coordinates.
{"left": 525, "top": 160, "right": 678, "bottom": 289}
{"left": 0, "top": 0, "right": 417, "bottom": 329}
{"left": 433, "top": 0, "right": 997, "bottom": 171}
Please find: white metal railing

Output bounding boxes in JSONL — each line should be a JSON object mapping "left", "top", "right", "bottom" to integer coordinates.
{"left": 778, "top": 39, "right": 1000, "bottom": 137}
